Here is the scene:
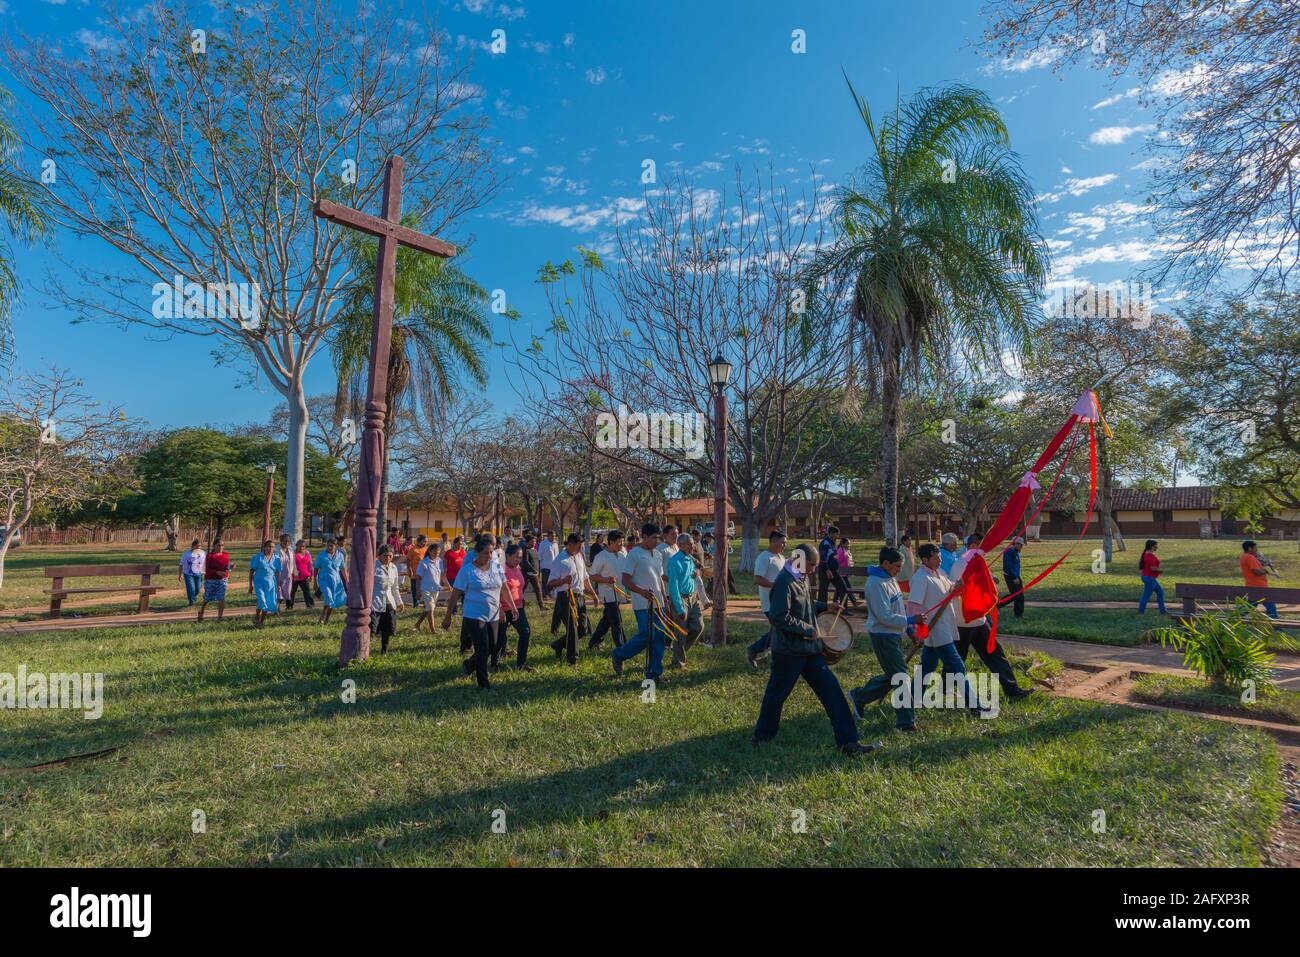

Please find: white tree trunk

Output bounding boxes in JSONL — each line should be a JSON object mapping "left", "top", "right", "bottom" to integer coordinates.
{"left": 0, "top": 523, "right": 24, "bottom": 590}
{"left": 740, "top": 516, "right": 759, "bottom": 575}
{"left": 282, "top": 381, "right": 309, "bottom": 541}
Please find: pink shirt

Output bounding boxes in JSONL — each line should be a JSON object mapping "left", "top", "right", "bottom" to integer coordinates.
{"left": 294, "top": 552, "right": 313, "bottom": 580}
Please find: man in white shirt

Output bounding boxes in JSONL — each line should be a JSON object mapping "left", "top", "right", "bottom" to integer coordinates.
{"left": 655, "top": 524, "right": 680, "bottom": 564}
{"left": 907, "top": 543, "right": 984, "bottom": 716}
{"left": 747, "top": 530, "right": 787, "bottom": 667}
{"left": 589, "top": 529, "right": 628, "bottom": 649}
{"left": 547, "top": 533, "right": 596, "bottom": 664}
{"left": 538, "top": 532, "right": 558, "bottom": 596}
{"left": 949, "top": 542, "right": 1030, "bottom": 700}
{"left": 612, "top": 523, "right": 669, "bottom": 680}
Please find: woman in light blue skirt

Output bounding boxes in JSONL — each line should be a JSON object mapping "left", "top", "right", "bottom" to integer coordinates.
{"left": 315, "top": 540, "right": 348, "bottom": 624}
{"left": 249, "top": 540, "right": 282, "bottom": 628}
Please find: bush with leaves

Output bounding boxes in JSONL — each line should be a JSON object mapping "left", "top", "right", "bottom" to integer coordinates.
{"left": 1153, "top": 599, "right": 1296, "bottom": 692}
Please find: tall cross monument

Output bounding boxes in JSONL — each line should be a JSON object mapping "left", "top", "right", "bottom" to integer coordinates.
{"left": 314, "top": 156, "right": 456, "bottom": 666}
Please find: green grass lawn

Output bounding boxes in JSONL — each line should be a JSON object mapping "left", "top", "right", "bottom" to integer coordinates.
{"left": 0, "top": 613, "right": 1281, "bottom": 866}
{"left": 1130, "top": 673, "right": 1300, "bottom": 726}
{"left": 996, "top": 607, "right": 1157, "bottom": 647}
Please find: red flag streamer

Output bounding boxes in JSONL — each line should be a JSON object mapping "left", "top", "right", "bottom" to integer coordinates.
{"left": 906, "top": 390, "right": 1107, "bottom": 655}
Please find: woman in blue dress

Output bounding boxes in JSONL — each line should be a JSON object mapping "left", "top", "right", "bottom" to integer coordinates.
{"left": 315, "top": 539, "right": 349, "bottom": 624}
{"left": 249, "top": 539, "right": 281, "bottom": 629}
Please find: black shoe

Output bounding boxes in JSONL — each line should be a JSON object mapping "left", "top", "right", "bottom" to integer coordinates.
{"left": 840, "top": 742, "right": 877, "bottom": 756}
{"left": 611, "top": 656, "right": 623, "bottom": 677}
{"left": 1005, "top": 686, "right": 1033, "bottom": 699}
{"left": 515, "top": 663, "right": 533, "bottom": 672}
{"left": 462, "top": 659, "right": 474, "bottom": 676}
{"left": 849, "top": 689, "right": 866, "bottom": 720}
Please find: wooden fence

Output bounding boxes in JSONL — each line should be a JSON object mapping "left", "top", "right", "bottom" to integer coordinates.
{"left": 20, "top": 525, "right": 263, "bottom": 546}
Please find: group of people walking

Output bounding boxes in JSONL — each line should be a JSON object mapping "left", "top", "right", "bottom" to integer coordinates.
{"left": 748, "top": 527, "right": 1034, "bottom": 756}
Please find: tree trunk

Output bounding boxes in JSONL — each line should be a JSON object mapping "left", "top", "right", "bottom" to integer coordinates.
{"left": 739, "top": 514, "right": 759, "bottom": 574}
{"left": 377, "top": 415, "right": 394, "bottom": 546}
{"left": 583, "top": 469, "right": 595, "bottom": 542}
{"left": 282, "top": 379, "right": 309, "bottom": 541}
{"left": 879, "top": 349, "right": 903, "bottom": 547}
{"left": 213, "top": 514, "right": 227, "bottom": 544}
{"left": 1096, "top": 436, "right": 1125, "bottom": 563}
{"left": 163, "top": 514, "right": 179, "bottom": 551}
{"left": 0, "top": 527, "right": 18, "bottom": 589}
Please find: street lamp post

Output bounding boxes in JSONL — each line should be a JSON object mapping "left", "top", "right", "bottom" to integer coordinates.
{"left": 260, "top": 464, "right": 276, "bottom": 544}
{"left": 707, "top": 353, "right": 732, "bottom": 647}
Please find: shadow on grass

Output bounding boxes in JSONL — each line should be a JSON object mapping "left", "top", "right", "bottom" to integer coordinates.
{"left": 249, "top": 701, "right": 1146, "bottom": 866}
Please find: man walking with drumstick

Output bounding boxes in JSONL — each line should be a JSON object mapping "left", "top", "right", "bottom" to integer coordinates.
{"left": 848, "top": 547, "right": 926, "bottom": 733}
{"left": 752, "top": 544, "right": 874, "bottom": 756}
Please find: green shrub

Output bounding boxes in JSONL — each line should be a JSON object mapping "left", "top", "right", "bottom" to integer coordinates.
{"left": 1153, "top": 598, "right": 1296, "bottom": 691}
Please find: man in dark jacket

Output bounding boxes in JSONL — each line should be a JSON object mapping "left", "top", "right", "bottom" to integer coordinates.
{"left": 752, "top": 543, "right": 874, "bottom": 756}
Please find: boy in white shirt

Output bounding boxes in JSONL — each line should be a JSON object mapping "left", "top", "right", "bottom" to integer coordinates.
{"left": 611, "top": 523, "right": 669, "bottom": 680}
{"left": 589, "top": 529, "right": 628, "bottom": 648}
{"left": 906, "top": 543, "right": 984, "bottom": 717}
{"left": 747, "top": 530, "right": 787, "bottom": 667}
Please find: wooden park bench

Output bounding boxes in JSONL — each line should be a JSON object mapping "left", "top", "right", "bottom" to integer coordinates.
{"left": 43, "top": 563, "right": 162, "bottom": 619}
{"left": 1173, "top": 582, "right": 1300, "bottom": 630}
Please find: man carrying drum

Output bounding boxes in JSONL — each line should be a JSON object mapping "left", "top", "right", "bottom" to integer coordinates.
{"left": 752, "top": 543, "right": 875, "bottom": 756}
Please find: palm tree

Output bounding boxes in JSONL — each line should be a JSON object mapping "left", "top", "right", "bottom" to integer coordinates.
{"left": 332, "top": 215, "right": 491, "bottom": 532}
{"left": 0, "top": 85, "right": 49, "bottom": 370}
{"left": 808, "top": 79, "right": 1048, "bottom": 545}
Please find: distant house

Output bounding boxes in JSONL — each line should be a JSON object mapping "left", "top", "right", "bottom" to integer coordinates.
{"left": 1040, "top": 485, "right": 1299, "bottom": 538}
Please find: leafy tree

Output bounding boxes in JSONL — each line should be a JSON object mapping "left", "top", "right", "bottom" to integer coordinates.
{"left": 1022, "top": 309, "right": 1185, "bottom": 560}
{"left": 807, "top": 80, "right": 1048, "bottom": 545}
{"left": 0, "top": 84, "right": 49, "bottom": 370}
{"left": 0, "top": 368, "right": 139, "bottom": 587}
{"left": 4, "top": 0, "right": 497, "bottom": 539}
{"left": 983, "top": 0, "right": 1300, "bottom": 290}
{"left": 1160, "top": 288, "right": 1300, "bottom": 520}
{"left": 331, "top": 214, "right": 490, "bottom": 534}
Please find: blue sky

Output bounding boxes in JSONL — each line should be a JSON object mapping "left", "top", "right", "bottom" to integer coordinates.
{"left": 4, "top": 0, "right": 1199, "bottom": 433}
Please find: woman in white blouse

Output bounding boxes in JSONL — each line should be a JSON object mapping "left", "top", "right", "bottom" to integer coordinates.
{"left": 371, "top": 544, "right": 404, "bottom": 654}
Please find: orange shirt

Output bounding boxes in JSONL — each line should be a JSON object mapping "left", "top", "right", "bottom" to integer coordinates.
{"left": 1240, "top": 553, "right": 1269, "bottom": 588}
{"left": 406, "top": 545, "right": 428, "bottom": 579}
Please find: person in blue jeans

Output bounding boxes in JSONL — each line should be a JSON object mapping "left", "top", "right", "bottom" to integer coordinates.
{"left": 752, "top": 544, "right": 873, "bottom": 756}
{"left": 612, "top": 523, "right": 669, "bottom": 680}
{"left": 178, "top": 538, "right": 205, "bottom": 606}
{"left": 1137, "top": 539, "right": 1168, "bottom": 615}
{"left": 850, "top": 547, "right": 926, "bottom": 730}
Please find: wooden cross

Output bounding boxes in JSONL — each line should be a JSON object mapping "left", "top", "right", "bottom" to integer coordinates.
{"left": 314, "top": 155, "right": 456, "bottom": 667}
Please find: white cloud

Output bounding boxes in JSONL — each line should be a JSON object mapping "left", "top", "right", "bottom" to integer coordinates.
{"left": 513, "top": 196, "right": 646, "bottom": 230}
{"left": 1035, "top": 173, "right": 1118, "bottom": 204}
{"left": 1088, "top": 124, "right": 1154, "bottom": 145}
{"left": 585, "top": 66, "right": 607, "bottom": 85}
{"left": 76, "top": 28, "right": 114, "bottom": 51}
{"left": 1090, "top": 87, "right": 1141, "bottom": 109}
{"left": 495, "top": 96, "right": 528, "bottom": 120}
{"left": 518, "top": 145, "right": 537, "bottom": 156}
{"left": 654, "top": 113, "right": 674, "bottom": 123}
{"left": 563, "top": 33, "right": 575, "bottom": 47}
{"left": 984, "top": 46, "right": 1061, "bottom": 74}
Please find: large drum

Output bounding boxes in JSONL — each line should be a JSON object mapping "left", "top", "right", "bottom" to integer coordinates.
{"left": 816, "top": 612, "right": 854, "bottom": 666}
